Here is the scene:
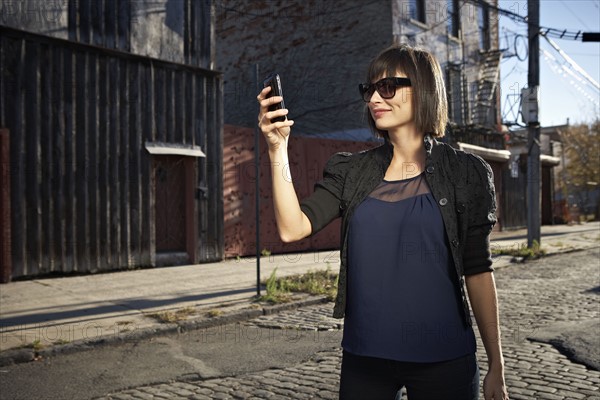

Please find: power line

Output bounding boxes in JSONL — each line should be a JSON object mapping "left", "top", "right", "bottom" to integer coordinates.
{"left": 500, "top": 62, "right": 523, "bottom": 82}
{"left": 469, "top": 0, "right": 597, "bottom": 41}
{"left": 541, "top": 33, "right": 600, "bottom": 91}
{"left": 559, "top": 0, "right": 592, "bottom": 30}
{"left": 565, "top": 52, "right": 600, "bottom": 57}
{"left": 542, "top": 48, "right": 600, "bottom": 108}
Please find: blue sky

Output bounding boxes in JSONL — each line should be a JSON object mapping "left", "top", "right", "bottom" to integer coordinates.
{"left": 498, "top": 0, "right": 600, "bottom": 128}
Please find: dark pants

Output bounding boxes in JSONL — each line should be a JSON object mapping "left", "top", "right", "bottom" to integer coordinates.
{"left": 339, "top": 350, "right": 480, "bottom": 400}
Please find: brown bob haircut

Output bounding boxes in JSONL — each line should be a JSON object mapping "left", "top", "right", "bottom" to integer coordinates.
{"left": 365, "top": 44, "right": 448, "bottom": 139}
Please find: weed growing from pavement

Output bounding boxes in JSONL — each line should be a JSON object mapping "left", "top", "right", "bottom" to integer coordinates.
{"left": 114, "top": 320, "right": 134, "bottom": 332}
{"left": 147, "top": 307, "right": 196, "bottom": 323}
{"left": 20, "top": 339, "right": 44, "bottom": 351}
{"left": 492, "top": 240, "right": 546, "bottom": 260}
{"left": 256, "top": 265, "right": 339, "bottom": 304}
{"left": 257, "top": 267, "right": 294, "bottom": 304}
{"left": 261, "top": 248, "right": 272, "bottom": 257}
{"left": 207, "top": 309, "right": 223, "bottom": 317}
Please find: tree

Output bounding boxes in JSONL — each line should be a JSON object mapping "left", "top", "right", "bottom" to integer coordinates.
{"left": 560, "top": 120, "right": 600, "bottom": 218}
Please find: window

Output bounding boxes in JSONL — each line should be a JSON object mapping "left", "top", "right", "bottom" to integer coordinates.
{"left": 409, "top": 0, "right": 426, "bottom": 23}
{"left": 446, "top": 64, "right": 465, "bottom": 125}
{"left": 478, "top": 3, "right": 491, "bottom": 50}
{"left": 447, "top": 0, "right": 460, "bottom": 37}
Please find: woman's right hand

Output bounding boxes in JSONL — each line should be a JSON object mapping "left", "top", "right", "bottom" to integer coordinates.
{"left": 257, "top": 86, "right": 294, "bottom": 152}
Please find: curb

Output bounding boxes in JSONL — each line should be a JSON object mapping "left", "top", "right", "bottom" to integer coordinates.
{"left": 0, "top": 295, "right": 331, "bottom": 367}
{"left": 491, "top": 244, "right": 599, "bottom": 268}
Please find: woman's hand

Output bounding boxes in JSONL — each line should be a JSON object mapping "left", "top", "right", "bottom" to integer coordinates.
{"left": 483, "top": 365, "right": 509, "bottom": 400}
{"left": 257, "top": 86, "right": 294, "bottom": 152}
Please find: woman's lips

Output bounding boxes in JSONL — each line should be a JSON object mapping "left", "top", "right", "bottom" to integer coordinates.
{"left": 372, "top": 109, "right": 390, "bottom": 118}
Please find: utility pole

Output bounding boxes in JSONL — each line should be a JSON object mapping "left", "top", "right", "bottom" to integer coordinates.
{"left": 527, "top": 0, "right": 541, "bottom": 247}
{"left": 254, "top": 64, "right": 261, "bottom": 297}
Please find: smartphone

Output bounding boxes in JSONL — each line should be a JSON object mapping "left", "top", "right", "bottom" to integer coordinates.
{"left": 263, "top": 73, "right": 286, "bottom": 123}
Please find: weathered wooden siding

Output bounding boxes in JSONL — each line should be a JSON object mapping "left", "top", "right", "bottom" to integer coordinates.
{"left": 501, "top": 156, "right": 558, "bottom": 230}
{"left": 68, "top": 0, "right": 131, "bottom": 51}
{"left": 502, "top": 156, "right": 527, "bottom": 230}
{"left": 0, "top": 26, "right": 223, "bottom": 279}
{"left": 0, "top": 128, "right": 10, "bottom": 282}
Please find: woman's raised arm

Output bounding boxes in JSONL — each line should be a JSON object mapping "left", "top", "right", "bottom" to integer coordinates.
{"left": 257, "top": 86, "right": 312, "bottom": 242}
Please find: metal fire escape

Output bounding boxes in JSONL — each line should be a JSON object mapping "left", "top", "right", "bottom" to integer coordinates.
{"left": 472, "top": 50, "right": 502, "bottom": 126}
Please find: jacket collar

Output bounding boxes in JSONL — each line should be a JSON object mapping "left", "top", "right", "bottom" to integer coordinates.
{"left": 424, "top": 133, "right": 434, "bottom": 157}
{"left": 378, "top": 133, "right": 438, "bottom": 166}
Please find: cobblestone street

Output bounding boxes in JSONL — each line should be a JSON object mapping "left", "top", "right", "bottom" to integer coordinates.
{"left": 97, "top": 248, "right": 599, "bottom": 400}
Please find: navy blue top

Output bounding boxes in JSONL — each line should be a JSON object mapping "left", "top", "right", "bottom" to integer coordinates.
{"left": 342, "top": 173, "right": 476, "bottom": 362}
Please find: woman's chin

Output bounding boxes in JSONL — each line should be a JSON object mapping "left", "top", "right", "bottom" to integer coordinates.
{"left": 375, "top": 122, "right": 391, "bottom": 131}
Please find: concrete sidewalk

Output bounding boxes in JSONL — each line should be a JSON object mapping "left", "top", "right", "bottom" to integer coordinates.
{"left": 1, "top": 222, "right": 598, "bottom": 364}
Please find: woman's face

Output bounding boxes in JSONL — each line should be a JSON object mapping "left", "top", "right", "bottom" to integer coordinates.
{"left": 367, "top": 71, "right": 415, "bottom": 134}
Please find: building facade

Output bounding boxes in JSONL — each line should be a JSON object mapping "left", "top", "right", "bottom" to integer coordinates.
{"left": 216, "top": 0, "right": 501, "bottom": 135}
{"left": 0, "top": 0, "right": 223, "bottom": 281}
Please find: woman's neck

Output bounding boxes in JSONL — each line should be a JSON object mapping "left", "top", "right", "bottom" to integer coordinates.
{"left": 384, "top": 129, "right": 426, "bottom": 180}
{"left": 387, "top": 128, "right": 425, "bottom": 165}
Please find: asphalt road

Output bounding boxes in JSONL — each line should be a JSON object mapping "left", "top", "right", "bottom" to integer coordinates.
{"left": 0, "top": 248, "right": 598, "bottom": 400}
{"left": 0, "top": 324, "right": 342, "bottom": 400}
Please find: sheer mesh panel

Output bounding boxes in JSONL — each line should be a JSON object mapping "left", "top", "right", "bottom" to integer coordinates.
{"left": 369, "top": 173, "right": 430, "bottom": 202}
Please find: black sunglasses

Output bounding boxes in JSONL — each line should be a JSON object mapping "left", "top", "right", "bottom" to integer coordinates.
{"left": 358, "top": 77, "right": 412, "bottom": 102}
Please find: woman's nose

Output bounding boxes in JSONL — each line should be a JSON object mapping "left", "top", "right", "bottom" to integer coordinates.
{"left": 369, "top": 90, "right": 383, "bottom": 103}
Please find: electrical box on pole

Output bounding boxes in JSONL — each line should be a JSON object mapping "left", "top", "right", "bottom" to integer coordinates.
{"left": 521, "top": 86, "right": 540, "bottom": 124}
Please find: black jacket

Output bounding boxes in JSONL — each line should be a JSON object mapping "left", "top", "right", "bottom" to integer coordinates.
{"left": 300, "top": 135, "right": 497, "bottom": 326}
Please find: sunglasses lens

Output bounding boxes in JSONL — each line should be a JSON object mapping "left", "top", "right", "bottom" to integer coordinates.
{"left": 377, "top": 81, "right": 395, "bottom": 98}
{"left": 360, "top": 84, "right": 374, "bottom": 102}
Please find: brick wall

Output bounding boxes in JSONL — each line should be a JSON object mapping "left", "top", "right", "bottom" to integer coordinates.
{"left": 215, "top": 0, "right": 393, "bottom": 135}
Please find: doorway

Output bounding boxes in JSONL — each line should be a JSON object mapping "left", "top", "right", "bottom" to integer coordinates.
{"left": 154, "top": 155, "right": 197, "bottom": 265}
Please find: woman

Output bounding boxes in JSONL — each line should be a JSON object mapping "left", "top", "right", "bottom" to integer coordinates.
{"left": 257, "top": 44, "right": 509, "bottom": 400}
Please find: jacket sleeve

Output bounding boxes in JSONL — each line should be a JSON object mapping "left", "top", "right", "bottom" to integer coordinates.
{"left": 463, "top": 154, "right": 498, "bottom": 275}
{"left": 300, "top": 152, "right": 352, "bottom": 235}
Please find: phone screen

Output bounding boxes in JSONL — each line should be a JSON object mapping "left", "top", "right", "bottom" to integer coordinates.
{"left": 263, "top": 73, "right": 286, "bottom": 122}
